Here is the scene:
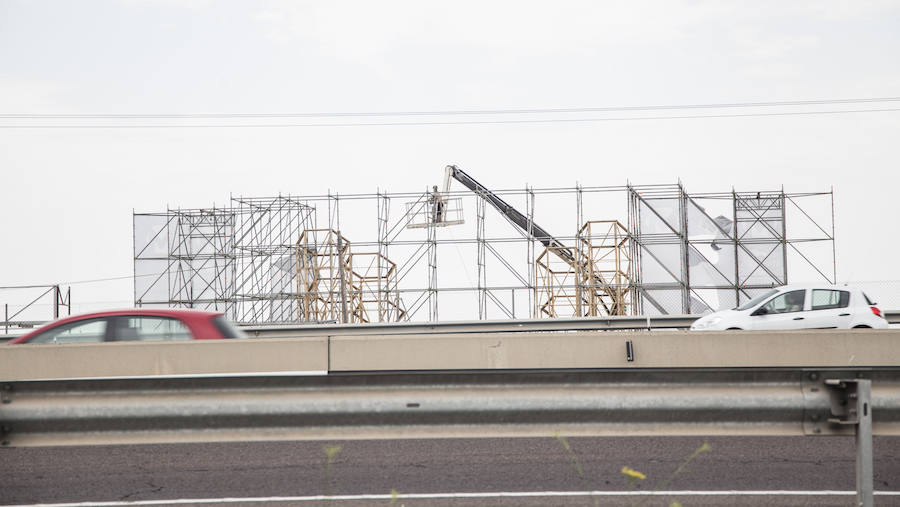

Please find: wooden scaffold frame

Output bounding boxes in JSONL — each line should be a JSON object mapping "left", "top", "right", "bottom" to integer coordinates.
{"left": 536, "top": 221, "right": 632, "bottom": 318}
{"left": 296, "top": 229, "right": 405, "bottom": 324}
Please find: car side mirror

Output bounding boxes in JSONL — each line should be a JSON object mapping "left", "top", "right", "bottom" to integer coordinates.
{"left": 751, "top": 307, "right": 768, "bottom": 316}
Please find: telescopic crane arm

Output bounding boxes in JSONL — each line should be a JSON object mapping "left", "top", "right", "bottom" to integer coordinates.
{"left": 444, "top": 165, "right": 621, "bottom": 315}
{"left": 443, "top": 165, "right": 576, "bottom": 265}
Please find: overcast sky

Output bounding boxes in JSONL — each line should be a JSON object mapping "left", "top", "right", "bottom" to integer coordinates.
{"left": 1, "top": 0, "right": 899, "bottom": 316}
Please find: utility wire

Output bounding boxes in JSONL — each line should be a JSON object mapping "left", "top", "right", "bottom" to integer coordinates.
{"left": 2, "top": 270, "right": 208, "bottom": 288}
{"left": 1, "top": 107, "right": 898, "bottom": 128}
{"left": 2, "top": 96, "right": 899, "bottom": 119}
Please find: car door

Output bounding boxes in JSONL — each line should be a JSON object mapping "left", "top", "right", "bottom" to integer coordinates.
{"left": 749, "top": 289, "right": 811, "bottom": 330}
{"left": 804, "top": 289, "right": 852, "bottom": 329}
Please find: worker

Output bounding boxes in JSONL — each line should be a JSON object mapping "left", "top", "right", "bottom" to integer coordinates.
{"left": 783, "top": 291, "right": 804, "bottom": 313}
{"left": 431, "top": 185, "right": 445, "bottom": 223}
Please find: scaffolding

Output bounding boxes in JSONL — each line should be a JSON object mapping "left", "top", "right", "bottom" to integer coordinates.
{"left": 578, "top": 220, "right": 631, "bottom": 316}
{"left": 534, "top": 220, "right": 631, "bottom": 318}
{"left": 628, "top": 184, "right": 835, "bottom": 315}
{"left": 134, "top": 180, "right": 836, "bottom": 322}
{"left": 133, "top": 196, "right": 315, "bottom": 323}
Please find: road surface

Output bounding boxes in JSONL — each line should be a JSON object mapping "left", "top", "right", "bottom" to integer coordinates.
{"left": 3, "top": 436, "right": 900, "bottom": 506}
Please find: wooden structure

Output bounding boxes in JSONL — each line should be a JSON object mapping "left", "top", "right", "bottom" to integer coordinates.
{"left": 296, "top": 229, "right": 405, "bottom": 323}
{"left": 536, "top": 220, "right": 632, "bottom": 318}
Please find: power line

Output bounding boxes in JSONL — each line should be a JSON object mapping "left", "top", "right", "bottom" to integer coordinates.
{"left": 2, "top": 273, "right": 171, "bottom": 288}
{"left": 2, "top": 96, "right": 899, "bottom": 119}
{"left": 1, "top": 107, "right": 898, "bottom": 128}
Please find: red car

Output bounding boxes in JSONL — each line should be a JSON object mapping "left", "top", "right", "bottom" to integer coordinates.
{"left": 8, "top": 309, "right": 246, "bottom": 344}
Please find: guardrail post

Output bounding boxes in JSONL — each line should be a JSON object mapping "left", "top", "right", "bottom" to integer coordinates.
{"left": 825, "top": 378, "right": 873, "bottom": 507}
{"left": 855, "top": 379, "right": 873, "bottom": 507}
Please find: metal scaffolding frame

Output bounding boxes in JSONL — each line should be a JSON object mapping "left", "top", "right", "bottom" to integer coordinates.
{"left": 628, "top": 184, "right": 835, "bottom": 315}
{"left": 133, "top": 196, "right": 315, "bottom": 323}
{"left": 0, "top": 284, "right": 71, "bottom": 333}
{"left": 134, "top": 182, "right": 835, "bottom": 322}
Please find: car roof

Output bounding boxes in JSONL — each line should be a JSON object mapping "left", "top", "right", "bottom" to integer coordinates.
{"left": 12, "top": 308, "right": 224, "bottom": 342}
{"left": 50, "top": 308, "right": 224, "bottom": 321}
{"left": 771, "top": 284, "right": 859, "bottom": 292}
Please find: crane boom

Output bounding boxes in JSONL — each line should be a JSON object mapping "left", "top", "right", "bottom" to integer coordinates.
{"left": 444, "top": 165, "right": 576, "bottom": 265}
{"left": 444, "top": 165, "right": 625, "bottom": 315}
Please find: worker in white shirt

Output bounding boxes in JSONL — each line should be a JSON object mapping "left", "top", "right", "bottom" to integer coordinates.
{"left": 431, "top": 185, "right": 445, "bottom": 223}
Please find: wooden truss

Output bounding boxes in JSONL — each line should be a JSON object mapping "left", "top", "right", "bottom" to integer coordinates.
{"left": 536, "top": 220, "right": 632, "bottom": 318}
{"left": 296, "top": 229, "right": 405, "bottom": 323}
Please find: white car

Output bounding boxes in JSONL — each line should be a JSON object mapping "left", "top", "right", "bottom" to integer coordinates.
{"left": 690, "top": 285, "right": 889, "bottom": 331}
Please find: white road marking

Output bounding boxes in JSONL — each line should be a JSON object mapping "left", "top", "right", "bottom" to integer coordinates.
{"left": 8, "top": 490, "right": 900, "bottom": 506}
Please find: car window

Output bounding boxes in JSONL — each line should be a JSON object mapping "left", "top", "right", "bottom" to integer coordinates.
{"left": 111, "top": 316, "right": 192, "bottom": 341}
{"left": 27, "top": 318, "right": 109, "bottom": 344}
{"left": 811, "top": 289, "right": 850, "bottom": 310}
{"left": 863, "top": 292, "right": 876, "bottom": 306}
{"left": 212, "top": 315, "right": 247, "bottom": 339}
{"left": 759, "top": 290, "right": 806, "bottom": 314}
{"left": 736, "top": 289, "right": 779, "bottom": 311}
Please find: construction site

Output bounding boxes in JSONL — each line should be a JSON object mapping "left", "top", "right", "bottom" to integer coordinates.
{"left": 133, "top": 166, "right": 836, "bottom": 324}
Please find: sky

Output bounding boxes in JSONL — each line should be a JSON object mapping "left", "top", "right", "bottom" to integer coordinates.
{"left": 1, "top": 0, "right": 899, "bottom": 319}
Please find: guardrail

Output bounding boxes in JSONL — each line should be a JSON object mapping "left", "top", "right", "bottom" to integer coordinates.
{"left": 244, "top": 311, "right": 900, "bottom": 337}
{"left": 2, "top": 330, "right": 899, "bottom": 506}
{"left": 3, "top": 311, "right": 898, "bottom": 342}
{"left": 240, "top": 314, "right": 700, "bottom": 337}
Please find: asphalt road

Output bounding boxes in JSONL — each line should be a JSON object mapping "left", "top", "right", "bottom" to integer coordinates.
{"left": 2, "top": 436, "right": 900, "bottom": 506}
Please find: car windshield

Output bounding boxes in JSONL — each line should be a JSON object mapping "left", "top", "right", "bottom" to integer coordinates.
{"left": 735, "top": 289, "right": 780, "bottom": 311}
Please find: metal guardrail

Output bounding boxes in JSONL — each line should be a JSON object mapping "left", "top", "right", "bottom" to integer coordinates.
{"left": 2, "top": 330, "right": 899, "bottom": 505}
{"left": 1, "top": 369, "right": 894, "bottom": 505}
{"left": 244, "top": 311, "right": 900, "bottom": 336}
{"left": 2, "top": 369, "right": 897, "bottom": 444}
{"left": 240, "top": 314, "right": 700, "bottom": 337}
{"left": 2, "top": 311, "right": 898, "bottom": 342}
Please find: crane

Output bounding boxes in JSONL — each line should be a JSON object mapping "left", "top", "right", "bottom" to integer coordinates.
{"left": 442, "top": 165, "right": 576, "bottom": 265}
{"left": 442, "top": 165, "right": 621, "bottom": 315}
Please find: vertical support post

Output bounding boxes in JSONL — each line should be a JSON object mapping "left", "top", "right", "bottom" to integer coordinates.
{"left": 575, "top": 184, "right": 583, "bottom": 316}
{"left": 427, "top": 194, "right": 438, "bottom": 322}
{"left": 476, "top": 197, "right": 486, "bottom": 319}
{"left": 337, "top": 232, "right": 348, "bottom": 324}
{"left": 732, "top": 190, "right": 741, "bottom": 307}
{"left": 53, "top": 285, "right": 60, "bottom": 319}
{"left": 825, "top": 378, "right": 874, "bottom": 507}
{"left": 830, "top": 186, "right": 837, "bottom": 284}
{"left": 167, "top": 208, "right": 173, "bottom": 311}
{"left": 679, "top": 184, "right": 690, "bottom": 314}
{"left": 377, "top": 191, "right": 385, "bottom": 322}
{"left": 856, "top": 379, "right": 873, "bottom": 507}
{"left": 132, "top": 210, "right": 137, "bottom": 309}
{"left": 781, "top": 187, "right": 788, "bottom": 285}
{"left": 626, "top": 185, "right": 642, "bottom": 316}
{"left": 526, "top": 186, "right": 536, "bottom": 319}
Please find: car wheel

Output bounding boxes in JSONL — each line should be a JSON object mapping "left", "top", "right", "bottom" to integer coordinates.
{"left": 853, "top": 325, "right": 871, "bottom": 329}
{"left": 726, "top": 327, "right": 742, "bottom": 330}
